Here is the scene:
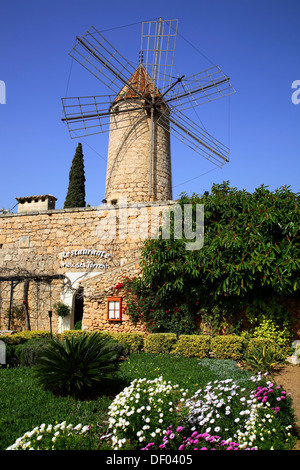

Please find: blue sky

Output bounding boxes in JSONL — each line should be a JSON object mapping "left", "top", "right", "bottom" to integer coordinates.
{"left": 0, "top": 0, "right": 299, "bottom": 211}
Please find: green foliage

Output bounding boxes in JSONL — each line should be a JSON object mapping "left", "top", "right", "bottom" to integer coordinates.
{"left": 60, "top": 330, "right": 144, "bottom": 354}
{"left": 123, "top": 278, "right": 198, "bottom": 334}
{"left": 53, "top": 301, "right": 71, "bottom": 317}
{"left": 124, "top": 182, "right": 300, "bottom": 333}
{"left": 252, "top": 318, "right": 292, "bottom": 347}
{"left": 245, "top": 298, "right": 293, "bottom": 345}
{"left": 34, "top": 332, "right": 122, "bottom": 396}
{"left": 13, "top": 338, "right": 53, "bottom": 367}
{"left": 172, "top": 334, "right": 211, "bottom": 358}
{"left": 210, "top": 334, "right": 246, "bottom": 360}
{"left": 243, "top": 341, "right": 286, "bottom": 373}
{"left": 110, "top": 332, "right": 144, "bottom": 353}
{"left": 0, "top": 330, "right": 52, "bottom": 345}
{"left": 64, "top": 142, "right": 86, "bottom": 208}
{"left": 144, "top": 333, "right": 177, "bottom": 354}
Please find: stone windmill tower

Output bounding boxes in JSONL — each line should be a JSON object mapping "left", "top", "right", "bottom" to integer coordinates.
{"left": 105, "top": 63, "right": 172, "bottom": 203}
{"left": 62, "top": 19, "right": 235, "bottom": 204}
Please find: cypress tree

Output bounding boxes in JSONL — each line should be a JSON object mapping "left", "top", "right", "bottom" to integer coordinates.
{"left": 64, "top": 142, "right": 86, "bottom": 208}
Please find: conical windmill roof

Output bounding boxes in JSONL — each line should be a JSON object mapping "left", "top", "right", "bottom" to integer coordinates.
{"left": 114, "top": 64, "right": 162, "bottom": 103}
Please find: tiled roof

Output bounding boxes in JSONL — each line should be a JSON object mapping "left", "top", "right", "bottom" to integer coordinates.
{"left": 114, "top": 64, "right": 161, "bottom": 103}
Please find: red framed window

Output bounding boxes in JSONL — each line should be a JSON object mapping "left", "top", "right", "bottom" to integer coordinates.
{"left": 107, "top": 297, "right": 122, "bottom": 321}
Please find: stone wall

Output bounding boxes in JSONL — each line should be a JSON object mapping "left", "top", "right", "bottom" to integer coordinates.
{"left": 105, "top": 100, "right": 172, "bottom": 204}
{"left": 0, "top": 200, "right": 174, "bottom": 333}
{"left": 80, "top": 259, "right": 146, "bottom": 333}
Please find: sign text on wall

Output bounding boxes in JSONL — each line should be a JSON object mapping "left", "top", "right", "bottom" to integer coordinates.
{"left": 59, "top": 248, "right": 111, "bottom": 270}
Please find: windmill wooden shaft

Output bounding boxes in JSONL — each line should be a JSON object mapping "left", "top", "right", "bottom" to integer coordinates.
{"left": 105, "top": 64, "right": 172, "bottom": 204}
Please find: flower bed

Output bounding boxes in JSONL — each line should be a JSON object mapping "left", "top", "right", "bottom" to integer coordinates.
{"left": 3, "top": 355, "right": 297, "bottom": 451}
{"left": 107, "top": 373, "right": 296, "bottom": 450}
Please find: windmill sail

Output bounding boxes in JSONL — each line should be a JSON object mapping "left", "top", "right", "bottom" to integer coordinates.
{"left": 62, "top": 94, "right": 145, "bottom": 138}
{"left": 69, "top": 26, "right": 140, "bottom": 96}
{"left": 140, "top": 18, "right": 178, "bottom": 93}
{"left": 157, "top": 108, "right": 229, "bottom": 166}
{"left": 165, "top": 65, "right": 236, "bottom": 111}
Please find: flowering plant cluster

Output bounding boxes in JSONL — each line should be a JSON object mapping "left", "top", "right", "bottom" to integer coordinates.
{"left": 140, "top": 373, "right": 296, "bottom": 451}
{"left": 6, "top": 422, "right": 93, "bottom": 450}
{"left": 141, "top": 425, "right": 248, "bottom": 450}
{"left": 107, "top": 376, "right": 188, "bottom": 449}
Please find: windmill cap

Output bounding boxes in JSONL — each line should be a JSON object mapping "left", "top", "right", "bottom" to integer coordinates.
{"left": 114, "top": 64, "right": 162, "bottom": 103}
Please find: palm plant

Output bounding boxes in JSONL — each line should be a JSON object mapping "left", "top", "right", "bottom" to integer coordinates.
{"left": 34, "top": 332, "right": 123, "bottom": 396}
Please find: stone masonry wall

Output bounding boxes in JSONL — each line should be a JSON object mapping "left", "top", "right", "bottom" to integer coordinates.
{"left": 80, "top": 259, "right": 146, "bottom": 333}
{"left": 0, "top": 201, "right": 174, "bottom": 333}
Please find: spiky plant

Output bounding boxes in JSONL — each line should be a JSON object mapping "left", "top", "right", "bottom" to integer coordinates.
{"left": 34, "top": 332, "right": 122, "bottom": 396}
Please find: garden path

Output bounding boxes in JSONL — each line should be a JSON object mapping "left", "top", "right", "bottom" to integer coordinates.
{"left": 272, "top": 363, "right": 300, "bottom": 450}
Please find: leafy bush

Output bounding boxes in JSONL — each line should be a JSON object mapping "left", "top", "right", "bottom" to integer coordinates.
{"left": 13, "top": 338, "right": 53, "bottom": 367}
{"left": 252, "top": 318, "right": 292, "bottom": 347}
{"left": 172, "top": 335, "right": 211, "bottom": 358}
{"left": 144, "top": 333, "right": 177, "bottom": 354}
{"left": 210, "top": 334, "right": 245, "bottom": 360}
{"left": 243, "top": 340, "right": 286, "bottom": 373}
{"left": 60, "top": 330, "right": 144, "bottom": 354}
{"left": 34, "top": 332, "right": 123, "bottom": 396}
{"left": 0, "top": 330, "right": 52, "bottom": 345}
{"left": 111, "top": 332, "right": 144, "bottom": 353}
{"left": 60, "top": 329, "right": 90, "bottom": 341}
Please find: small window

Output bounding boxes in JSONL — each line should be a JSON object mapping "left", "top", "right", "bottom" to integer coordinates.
{"left": 107, "top": 297, "right": 122, "bottom": 321}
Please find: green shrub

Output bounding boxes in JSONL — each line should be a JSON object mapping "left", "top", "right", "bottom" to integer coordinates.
{"left": 252, "top": 318, "right": 292, "bottom": 347}
{"left": 210, "top": 334, "right": 245, "bottom": 360}
{"left": 110, "top": 332, "right": 144, "bottom": 353}
{"left": 0, "top": 330, "right": 52, "bottom": 345}
{"left": 144, "top": 333, "right": 177, "bottom": 354}
{"left": 172, "top": 334, "right": 211, "bottom": 358}
{"left": 34, "top": 332, "right": 123, "bottom": 396}
{"left": 60, "top": 329, "right": 88, "bottom": 341}
{"left": 243, "top": 340, "right": 285, "bottom": 373}
{"left": 13, "top": 338, "right": 53, "bottom": 367}
{"left": 60, "top": 330, "right": 144, "bottom": 354}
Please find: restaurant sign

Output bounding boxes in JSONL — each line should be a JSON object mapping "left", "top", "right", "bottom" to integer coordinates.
{"left": 59, "top": 248, "right": 111, "bottom": 270}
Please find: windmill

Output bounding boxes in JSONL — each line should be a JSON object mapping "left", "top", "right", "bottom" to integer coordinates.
{"left": 61, "top": 18, "right": 235, "bottom": 204}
